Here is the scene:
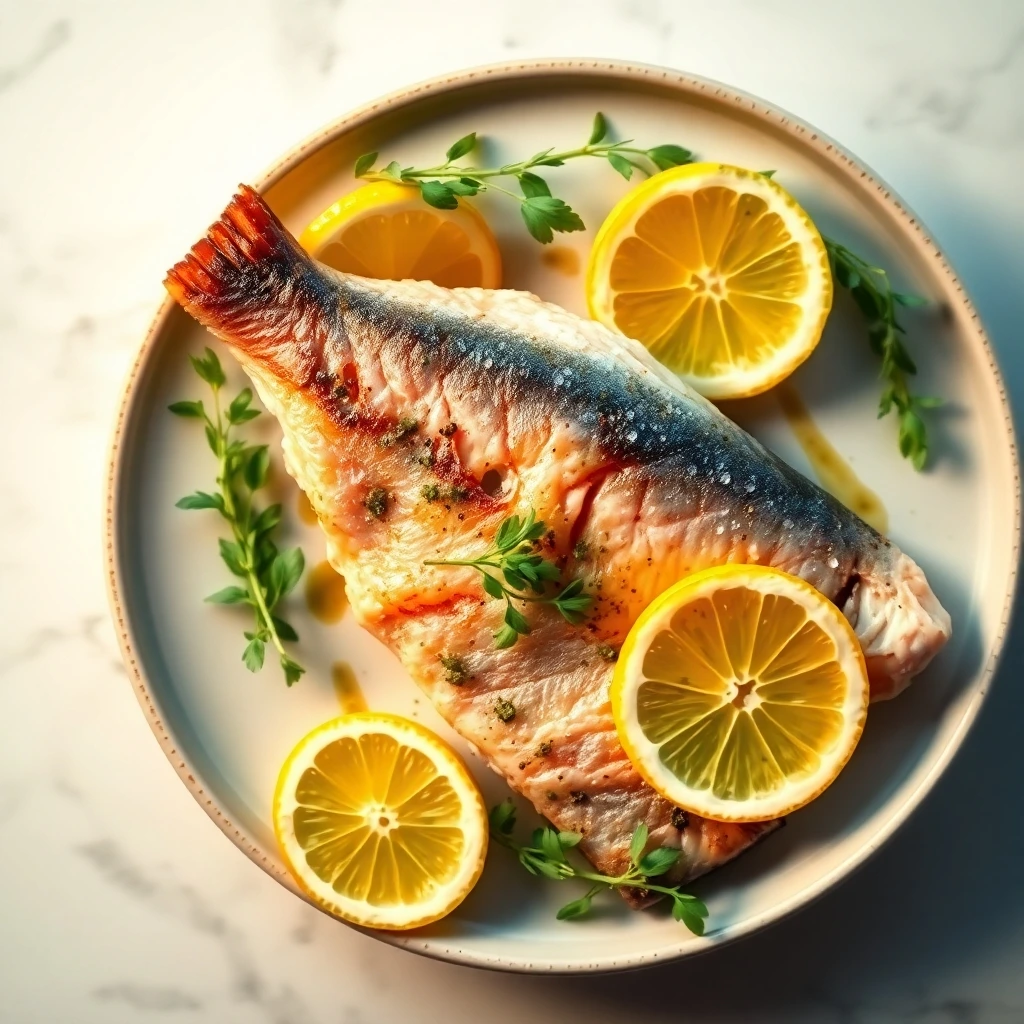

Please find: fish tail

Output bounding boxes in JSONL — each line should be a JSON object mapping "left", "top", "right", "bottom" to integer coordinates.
{"left": 165, "top": 185, "right": 332, "bottom": 364}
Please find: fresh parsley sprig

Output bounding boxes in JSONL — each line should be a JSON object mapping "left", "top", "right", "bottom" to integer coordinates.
{"left": 489, "top": 800, "right": 709, "bottom": 934}
{"left": 354, "top": 112, "right": 692, "bottom": 244}
{"left": 824, "top": 238, "right": 940, "bottom": 470}
{"left": 424, "top": 510, "right": 591, "bottom": 648}
{"left": 169, "top": 348, "right": 306, "bottom": 685}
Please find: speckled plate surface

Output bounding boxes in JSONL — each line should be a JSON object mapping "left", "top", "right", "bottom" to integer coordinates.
{"left": 106, "top": 60, "right": 1019, "bottom": 973}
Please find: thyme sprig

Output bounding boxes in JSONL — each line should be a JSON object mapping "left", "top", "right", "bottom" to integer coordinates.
{"left": 824, "top": 238, "right": 940, "bottom": 469}
{"left": 489, "top": 800, "right": 708, "bottom": 934}
{"left": 423, "top": 510, "right": 591, "bottom": 648}
{"left": 354, "top": 112, "right": 692, "bottom": 244}
{"left": 169, "top": 348, "right": 306, "bottom": 685}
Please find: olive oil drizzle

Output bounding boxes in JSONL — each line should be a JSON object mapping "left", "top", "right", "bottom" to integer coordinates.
{"left": 776, "top": 382, "right": 888, "bottom": 534}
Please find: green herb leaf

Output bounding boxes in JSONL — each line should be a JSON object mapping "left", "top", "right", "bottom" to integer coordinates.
{"left": 189, "top": 348, "right": 226, "bottom": 388}
{"left": 446, "top": 132, "right": 477, "bottom": 161}
{"left": 647, "top": 144, "right": 692, "bottom": 170}
{"left": 448, "top": 177, "right": 481, "bottom": 196}
{"left": 270, "top": 547, "right": 305, "bottom": 602}
{"left": 521, "top": 196, "right": 586, "bottom": 244}
{"left": 481, "top": 573, "right": 505, "bottom": 600}
{"left": 760, "top": 169, "right": 777, "bottom": 179}
{"left": 518, "top": 171, "right": 551, "bottom": 198}
{"left": 353, "top": 151, "right": 378, "bottom": 177}
{"left": 176, "top": 491, "right": 224, "bottom": 512}
{"left": 272, "top": 616, "right": 299, "bottom": 642}
{"left": 504, "top": 602, "right": 530, "bottom": 635}
{"left": 281, "top": 655, "right": 305, "bottom": 686}
{"left": 218, "top": 538, "right": 247, "bottom": 578}
{"left": 168, "top": 400, "right": 204, "bottom": 418}
{"left": 494, "top": 624, "right": 519, "bottom": 649}
{"left": 489, "top": 798, "right": 517, "bottom": 835}
{"left": 382, "top": 160, "right": 403, "bottom": 179}
{"left": 227, "top": 389, "right": 253, "bottom": 424}
{"left": 588, "top": 112, "right": 608, "bottom": 145}
{"left": 496, "top": 513, "right": 526, "bottom": 550}
{"left": 539, "top": 827, "right": 566, "bottom": 864}
{"left": 558, "top": 831, "right": 583, "bottom": 849}
{"left": 834, "top": 260, "right": 860, "bottom": 290}
{"left": 204, "top": 423, "right": 220, "bottom": 455}
{"left": 893, "top": 291, "right": 928, "bottom": 308}
{"left": 556, "top": 895, "right": 593, "bottom": 920}
{"left": 243, "top": 445, "right": 271, "bottom": 491}
{"left": 638, "top": 846, "right": 681, "bottom": 877}
{"left": 672, "top": 895, "right": 709, "bottom": 935}
{"left": 205, "top": 585, "right": 249, "bottom": 605}
{"left": 532, "top": 858, "right": 567, "bottom": 881}
{"left": 420, "top": 180, "right": 459, "bottom": 210}
{"left": 607, "top": 151, "right": 633, "bottom": 180}
{"left": 243, "top": 636, "right": 265, "bottom": 672}
{"left": 630, "top": 822, "right": 649, "bottom": 867}
{"left": 251, "top": 503, "right": 283, "bottom": 536}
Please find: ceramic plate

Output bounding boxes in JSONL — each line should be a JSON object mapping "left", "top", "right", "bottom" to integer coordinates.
{"left": 106, "top": 60, "right": 1019, "bottom": 972}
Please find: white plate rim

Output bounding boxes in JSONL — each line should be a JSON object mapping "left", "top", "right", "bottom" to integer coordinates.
{"left": 104, "top": 57, "right": 1021, "bottom": 974}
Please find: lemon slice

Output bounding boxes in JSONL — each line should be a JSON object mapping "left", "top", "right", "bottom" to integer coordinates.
{"left": 587, "top": 163, "right": 832, "bottom": 399}
{"left": 300, "top": 181, "right": 502, "bottom": 288}
{"left": 273, "top": 712, "right": 488, "bottom": 930}
{"left": 611, "top": 565, "right": 868, "bottom": 822}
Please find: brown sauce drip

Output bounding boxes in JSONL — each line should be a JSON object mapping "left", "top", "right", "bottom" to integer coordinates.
{"left": 776, "top": 382, "right": 889, "bottom": 535}
{"left": 332, "top": 662, "right": 367, "bottom": 714}
{"left": 305, "top": 560, "right": 348, "bottom": 623}
{"left": 541, "top": 246, "right": 581, "bottom": 276}
{"left": 296, "top": 490, "right": 318, "bottom": 525}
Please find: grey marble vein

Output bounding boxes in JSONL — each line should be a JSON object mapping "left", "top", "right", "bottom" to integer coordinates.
{"left": 868, "top": 25, "right": 1024, "bottom": 141}
{"left": 93, "top": 983, "right": 204, "bottom": 1013}
{"left": 271, "top": 0, "right": 345, "bottom": 82}
{"left": 78, "top": 840, "right": 317, "bottom": 1024}
{"left": 0, "top": 19, "right": 70, "bottom": 97}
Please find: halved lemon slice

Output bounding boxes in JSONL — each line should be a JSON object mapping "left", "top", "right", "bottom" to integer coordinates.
{"left": 273, "top": 712, "right": 488, "bottom": 930}
{"left": 587, "top": 163, "right": 832, "bottom": 399}
{"left": 611, "top": 565, "right": 868, "bottom": 822}
{"left": 300, "top": 181, "right": 502, "bottom": 288}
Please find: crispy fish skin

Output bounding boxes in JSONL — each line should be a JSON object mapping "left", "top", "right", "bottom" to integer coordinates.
{"left": 166, "top": 186, "right": 949, "bottom": 890}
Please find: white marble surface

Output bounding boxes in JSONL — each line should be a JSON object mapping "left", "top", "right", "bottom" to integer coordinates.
{"left": 2, "top": 0, "right": 1024, "bottom": 1020}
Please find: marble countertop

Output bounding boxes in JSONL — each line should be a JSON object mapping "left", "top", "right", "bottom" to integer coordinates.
{"left": 3, "top": 1, "right": 1023, "bottom": 1021}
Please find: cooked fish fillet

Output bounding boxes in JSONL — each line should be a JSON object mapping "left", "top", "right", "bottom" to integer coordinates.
{"left": 165, "top": 186, "right": 950, "bottom": 891}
